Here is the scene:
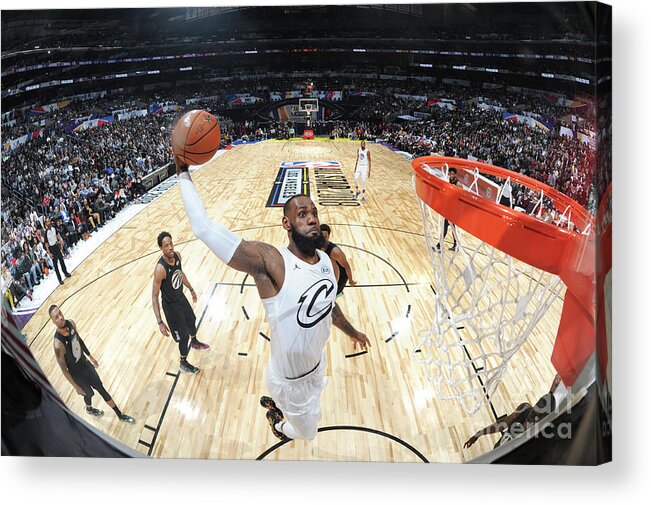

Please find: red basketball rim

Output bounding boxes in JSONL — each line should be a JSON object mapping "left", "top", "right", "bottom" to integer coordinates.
{"left": 413, "top": 155, "right": 597, "bottom": 387}
{"left": 412, "top": 156, "right": 595, "bottom": 276}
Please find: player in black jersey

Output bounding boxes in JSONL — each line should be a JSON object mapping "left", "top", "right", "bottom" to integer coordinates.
{"left": 463, "top": 374, "right": 562, "bottom": 449}
{"left": 49, "top": 305, "right": 135, "bottom": 423}
{"left": 320, "top": 224, "right": 357, "bottom": 296}
{"left": 152, "top": 231, "right": 209, "bottom": 375}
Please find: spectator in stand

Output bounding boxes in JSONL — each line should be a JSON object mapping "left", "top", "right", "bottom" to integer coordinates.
{"left": 83, "top": 199, "right": 101, "bottom": 230}
{"left": 8, "top": 257, "right": 33, "bottom": 303}
{"left": 69, "top": 209, "right": 86, "bottom": 241}
{"left": 16, "top": 251, "right": 36, "bottom": 290}
{"left": 94, "top": 193, "right": 112, "bottom": 224}
{"left": 21, "top": 242, "right": 43, "bottom": 287}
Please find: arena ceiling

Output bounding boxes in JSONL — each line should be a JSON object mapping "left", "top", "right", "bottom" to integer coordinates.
{"left": 1, "top": 4, "right": 603, "bottom": 108}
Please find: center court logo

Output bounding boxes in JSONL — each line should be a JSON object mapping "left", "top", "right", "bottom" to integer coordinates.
{"left": 313, "top": 162, "right": 359, "bottom": 207}
{"left": 266, "top": 161, "right": 357, "bottom": 207}
{"left": 296, "top": 279, "right": 335, "bottom": 328}
{"left": 266, "top": 162, "right": 311, "bottom": 207}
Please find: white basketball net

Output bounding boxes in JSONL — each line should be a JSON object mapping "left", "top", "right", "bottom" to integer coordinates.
{"left": 414, "top": 167, "right": 564, "bottom": 415}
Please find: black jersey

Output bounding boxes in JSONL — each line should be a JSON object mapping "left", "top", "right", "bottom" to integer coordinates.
{"left": 54, "top": 320, "right": 90, "bottom": 373}
{"left": 324, "top": 242, "right": 348, "bottom": 294}
{"left": 158, "top": 252, "right": 186, "bottom": 306}
{"left": 494, "top": 406, "right": 532, "bottom": 449}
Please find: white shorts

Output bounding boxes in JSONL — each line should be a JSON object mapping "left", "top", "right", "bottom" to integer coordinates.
{"left": 265, "top": 357, "right": 327, "bottom": 440}
{"left": 354, "top": 165, "right": 368, "bottom": 182}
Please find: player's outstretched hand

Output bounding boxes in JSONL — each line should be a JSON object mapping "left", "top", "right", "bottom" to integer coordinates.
{"left": 463, "top": 435, "right": 478, "bottom": 449}
{"left": 191, "top": 290, "right": 198, "bottom": 304}
{"left": 348, "top": 279, "right": 358, "bottom": 287}
{"left": 172, "top": 148, "right": 189, "bottom": 174}
{"left": 89, "top": 356, "right": 99, "bottom": 368}
{"left": 158, "top": 321, "right": 171, "bottom": 337}
{"left": 351, "top": 331, "right": 371, "bottom": 351}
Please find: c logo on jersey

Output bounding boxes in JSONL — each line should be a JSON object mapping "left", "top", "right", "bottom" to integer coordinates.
{"left": 296, "top": 279, "right": 335, "bottom": 328}
{"left": 171, "top": 269, "right": 183, "bottom": 290}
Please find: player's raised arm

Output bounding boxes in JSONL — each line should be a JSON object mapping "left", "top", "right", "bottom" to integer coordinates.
{"left": 175, "top": 157, "right": 280, "bottom": 279}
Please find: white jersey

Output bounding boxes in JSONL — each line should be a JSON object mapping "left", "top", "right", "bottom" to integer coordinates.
{"left": 262, "top": 247, "right": 337, "bottom": 379}
{"left": 356, "top": 148, "right": 369, "bottom": 169}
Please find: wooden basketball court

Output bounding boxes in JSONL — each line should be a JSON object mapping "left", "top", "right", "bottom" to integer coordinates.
{"left": 22, "top": 140, "right": 561, "bottom": 462}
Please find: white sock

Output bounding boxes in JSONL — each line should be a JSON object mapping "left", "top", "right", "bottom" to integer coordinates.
{"left": 276, "top": 421, "right": 299, "bottom": 439}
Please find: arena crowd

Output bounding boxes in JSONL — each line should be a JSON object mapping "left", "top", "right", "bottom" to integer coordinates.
{"left": 2, "top": 83, "right": 595, "bottom": 307}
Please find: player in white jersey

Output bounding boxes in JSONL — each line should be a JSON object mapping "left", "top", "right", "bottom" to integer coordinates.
{"left": 173, "top": 154, "right": 371, "bottom": 442}
{"left": 353, "top": 140, "right": 371, "bottom": 204}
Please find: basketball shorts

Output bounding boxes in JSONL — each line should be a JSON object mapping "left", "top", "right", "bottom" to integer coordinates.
{"left": 265, "top": 356, "right": 327, "bottom": 440}
{"left": 354, "top": 165, "right": 368, "bottom": 182}
{"left": 72, "top": 363, "right": 112, "bottom": 401}
{"left": 162, "top": 298, "right": 197, "bottom": 342}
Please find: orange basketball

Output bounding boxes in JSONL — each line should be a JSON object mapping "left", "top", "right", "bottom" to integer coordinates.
{"left": 171, "top": 110, "right": 221, "bottom": 165}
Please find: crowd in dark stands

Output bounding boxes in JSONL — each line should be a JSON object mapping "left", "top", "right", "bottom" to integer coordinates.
{"left": 330, "top": 95, "right": 595, "bottom": 212}
{"left": 381, "top": 106, "right": 594, "bottom": 207}
{"left": 2, "top": 82, "right": 596, "bottom": 308}
{"left": 1, "top": 111, "right": 175, "bottom": 307}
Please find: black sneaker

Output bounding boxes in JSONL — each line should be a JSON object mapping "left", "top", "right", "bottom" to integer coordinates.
{"left": 179, "top": 361, "right": 200, "bottom": 374}
{"left": 65, "top": 273, "right": 71, "bottom": 278}
{"left": 119, "top": 414, "right": 136, "bottom": 424}
{"left": 260, "top": 396, "right": 284, "bottom": 419}
{"left": 86, "top": 406, "right": 104, "bottom": 417}
{"left": 449, "top": 245, "right": 458, "bottom": 252}
{"left": 266, "top": 409, "right": 289, "bottom": 441}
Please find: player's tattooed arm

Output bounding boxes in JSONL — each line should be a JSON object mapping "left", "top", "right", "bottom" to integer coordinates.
{"left": 228, "top": 240, "right": 267, "bottom": 274}
{"left": 53, "top": 339, "right": 68, "bottom": 372}
{"left": 332, "top": 303, "right": 371, "bottom": 351}
{"left": 229, "top": 241, "right": 283, "bottom": 289}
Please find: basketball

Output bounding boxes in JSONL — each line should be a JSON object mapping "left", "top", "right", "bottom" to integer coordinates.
{"left": 171, "top": 109, "right": 221, "bottom": 165}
